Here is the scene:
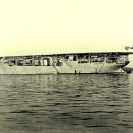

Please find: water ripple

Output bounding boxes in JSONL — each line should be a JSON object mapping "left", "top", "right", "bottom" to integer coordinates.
{"left": 0, "top": 74, "right": 133, "bottom": 133}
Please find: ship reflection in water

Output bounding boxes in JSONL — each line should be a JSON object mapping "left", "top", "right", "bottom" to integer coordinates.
{"left": 0, "top": 74, "right": 133, "bottom": 133}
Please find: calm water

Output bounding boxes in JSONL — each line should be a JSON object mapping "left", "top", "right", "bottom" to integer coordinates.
{"left": 0, "top": 74, "right": 133, "bottom": 133}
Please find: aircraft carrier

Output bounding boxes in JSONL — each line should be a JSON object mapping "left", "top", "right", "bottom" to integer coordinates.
{"left": 0, "top": 52, "right": 132, "bottom": 74}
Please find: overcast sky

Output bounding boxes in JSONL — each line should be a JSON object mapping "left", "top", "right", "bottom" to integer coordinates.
{"left": 0, "top": 0, "right": 133, "bottom": 56}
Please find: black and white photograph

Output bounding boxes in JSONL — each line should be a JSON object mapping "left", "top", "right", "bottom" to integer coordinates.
{"left": 0, "top": 0, "right": 133, "bottom": 133}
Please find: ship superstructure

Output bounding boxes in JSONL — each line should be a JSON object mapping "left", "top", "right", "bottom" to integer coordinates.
{"left": 0, "top": 52, "right": 132, "bottom": 74}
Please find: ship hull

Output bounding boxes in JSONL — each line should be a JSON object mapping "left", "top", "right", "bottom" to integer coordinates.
{"left": 0, "top": 64, "right": 57, "bottom": 75}
{"left": 55, "top": 62, "right": 124, "bottom": 74}
{"left": 0, "top": 63, "right": 124, "bottom": 74}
